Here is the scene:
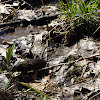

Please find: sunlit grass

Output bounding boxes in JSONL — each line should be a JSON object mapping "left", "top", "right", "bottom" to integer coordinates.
{"left": 58, "top": 0, "right": 100, "bottom": 22}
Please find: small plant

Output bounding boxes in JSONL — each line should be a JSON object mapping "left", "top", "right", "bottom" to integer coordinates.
{"left": 58, "top": 0, "right": 100, "bottom": 22}
{"left": 1, "top": 42, "right": 16, "bottom": 71}
{"left": 18, "top": 81, "right": 51, "bottom": 100}
{"left": 6, "top": 42, "right": 16, "bottom": 71}
{"left": 58, "top": 0, "right": 100, "bottom": 43}
{"left": 0, "top": 42, "right": 16, "bottom": 90}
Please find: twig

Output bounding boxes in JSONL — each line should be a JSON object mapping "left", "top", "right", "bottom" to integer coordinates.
{"left": 0, "top": 6, "right": 20, "bottom": 23}
{"left": 38, "top": 56, "right": 83, "bottom": 71}
{"left": 0, "top": 0, "right": 13, "bottom": 4}
{"left": 41, "top": 0, "right": 45, "bottom": 15}
{"left": 92, "top": 26, "right": 100, "bottom": 35}
{"left": 81, "top": 56, "right": 88, "bottom": 77}
{"left": 87, "top": 90, "right": 100, "bottom": 100}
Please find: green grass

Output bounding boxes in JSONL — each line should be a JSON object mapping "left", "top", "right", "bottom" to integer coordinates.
{"left": 0, "top": 43, "right": 15, "bottom": 71}
{"left": 58, "top": 0, "right": 100, "bottom": 43}
{"left": 58, "top": 0, "right": 100, "bottom": 22}
{"left": 6, "top": 42, "right": 16, "bottom": 71}
{"left": 18, "top": 81, "right": 51, "bottom": 100}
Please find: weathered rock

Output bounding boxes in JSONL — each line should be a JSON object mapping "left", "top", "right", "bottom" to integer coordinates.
{"left": 0, "top": 74, "right": 8, "bottom": 90}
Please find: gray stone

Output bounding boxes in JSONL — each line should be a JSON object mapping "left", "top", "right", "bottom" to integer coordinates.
{"left": 0, "top": 74, "right": 8, "bottom": 90}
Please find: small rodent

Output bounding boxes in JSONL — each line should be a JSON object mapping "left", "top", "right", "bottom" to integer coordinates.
{"left": 14, "top": 58, "right": 46, "bottom": 73}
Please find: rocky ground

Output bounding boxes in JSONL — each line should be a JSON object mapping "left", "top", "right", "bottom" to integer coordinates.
{"left": 0, "top": 0, "right": 100, "bottom": 100}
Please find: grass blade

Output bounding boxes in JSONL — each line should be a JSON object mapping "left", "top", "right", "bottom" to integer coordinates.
{"left": 17, "top": 81, "right": 50, "bottom": 99}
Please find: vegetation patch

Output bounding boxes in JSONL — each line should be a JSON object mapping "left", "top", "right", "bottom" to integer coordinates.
{"left": 58, "top": 0, "right": 100, "bottom": 46}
